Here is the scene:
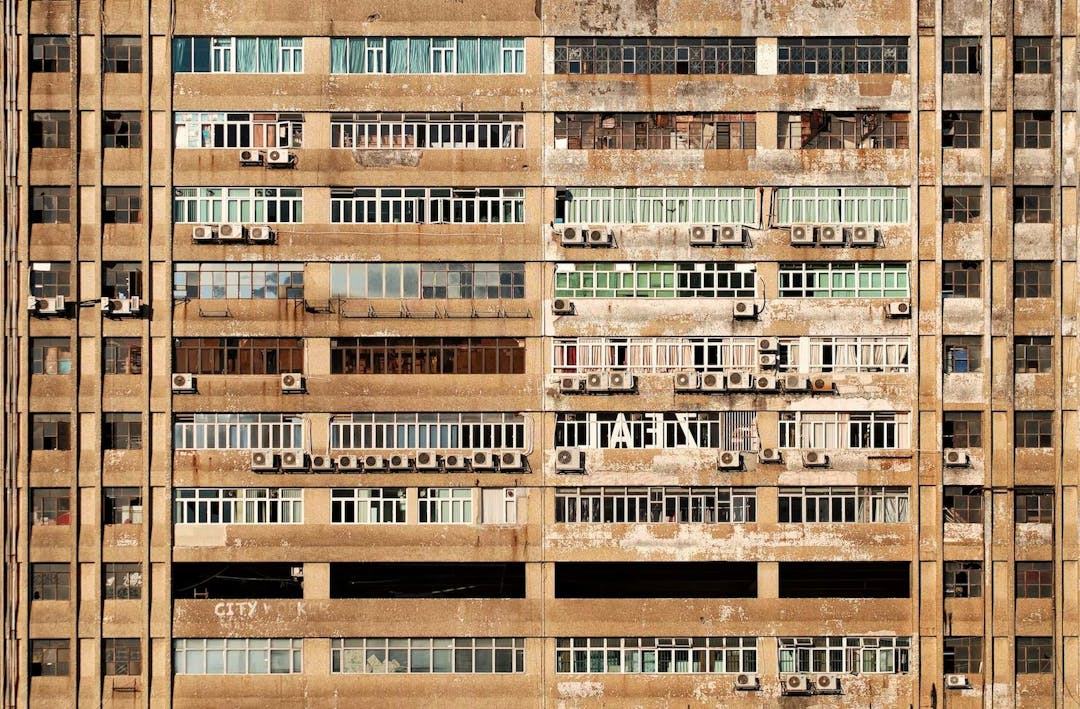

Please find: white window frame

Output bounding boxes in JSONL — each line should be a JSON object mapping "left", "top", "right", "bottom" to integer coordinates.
{"left": 172, "top": 413, "right": 304, "bottom": 450}
{"left": 778, "top": 486, "right": 910, "bottom": 523}
{"left": 418, "top": 488, "right": 474, "bottom": 524}
{"left": 561, "top": 186, "right": 757, "bottom": 224}
{"left": 174, "top": 112, "right": 303, "bottom": 149}
{"left": 553, "top": 336, "right": 759, "bottom": 374}
{"left": 330, "top": 413, "right": 527, "bottom": 451}
{"left": 172, "top": 187, "right": 304, "bottom": 223}
{"left": 173, "top": 488, "right": 303, "bottom": 524}
{"left": 777, "top": 411, "right": 910, "bottom": 450}
{"left": 331, "top": 113, "right": 524, "bottom": 149}
{"left": 554, "top": 262, "right": 757, "bottom": 299}
{"left": 330, "top": 488, "right": 407, "bottom": 524}
{"left": 778, "top": 262, "right": 909, "bottom": 298}
{"left": 554, "top": 486, "right": 756, "bottom": 523}
{"left": 555, "top": 412, "right": 758, "bottom": 451}
{"left": 173, "top": 638, "right": 303, "bottom": 674}
{"left": 778, "top": 637, "right": 910, "bottom": 674}
{"left": 330, "top": 187, "right": 524, "bottom": 224}
{"left": 331, "top": 638, "right": 526, "bottom": 674}
{"left": 773, "top": 186, "right": 910, "bottom": 224}
{"left": 555, "top": 637, "right": 757, "bottom": 674}
{"left": 777, "top": 336, "right": 911, "bottom": 373}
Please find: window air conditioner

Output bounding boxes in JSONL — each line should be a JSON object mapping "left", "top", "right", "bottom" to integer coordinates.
{"left": 700, "top": 372, "right": 726, "bottom": 392}
{"left": 817, "top": 224, "right": 845, "bottom": 245}
{"left": 847, "top": 225, "right": 878, "bottom": 246}
{"left": 585, "top": 226, "right": 614, "bottom": 247}
{"left": 758, "top": 354, "right": 778, "bottom": 369}
{"left": 886, "top": 301, "right": 911, "bottom": 318}
{"left": 607, "top": 371, "right": 635, "bottom": 392}
{"left": 810, "top": 377, "right": 832, "bottom": 393}
{"left": 101, "top": 296, "right": 142, "bottom": 317}
{"left": 732, "top": 300, "right": 759, "bottom": 319}
{"left": 755, "top": 374, "right": 779, "bottom": 391}
{"left": 559, "top": 225, "right": 587, "bottom": 246}
{"left": 361, "top": 454, "right": 385, "bottom": 471}
{"left": 734, "top": 674, "right": 760, "bottom": 690}
{"left": 559, "top": 375, "right": 584, "bottom": 394}
{"left": 758, "top": 337, "right": 779, "bottom": 352}
{"left": 443, "top": 453, "right": 468, "bottom": 471}
{"left": 29, "top": 295, "right": 65, "bottom": 315}
{"left": 717, "top": 451, "right": 742, "bottom": 470}
{"left": 217, "top": 223, "right": 244, "bottom": 240}
{"left": 499, "top": 452, "right": 524, "bottom": 471}
{"left": 584, "top": 372, "right": 609, "bottom": 393}
{"left": 783, "top": 374, "right": 810, "bottom": 392}
{"left": 725, "top": 371, "right": 753, "bottom": 391}
{"left": 387, "top": 454, "right": 412, "bottom": 470}
{"left": 336, "top": 455, "right": 361, "bottom": 471}
{"left": 815, "top": 675, "right": 841, "bottom": 693}
{"left": 281, "top": 372, "right": 305, "bottom": 393}
{"left": 674, "top": 371, "right": 699, "bottom": 391}
{"left": 945, "top": 674, "right": 971, "bottom": 689}
{"left": 783, "top": 675, "right": 812, "bottom": 695}
{"left": 689, "top": 224, "right": 715, "bottom": 246}
{"left": 471, "top": 450, "right": 497, "bottom": 470}
{"left": 715, "top": 224, "right": 745, "bottom": 246}
{"left": 266, "top": 148, "right": 294, "bottom": 167}
{"left": 239, "top": 149, "right": 263, "bottom": 166}
{"left": 171, "top": 373, "right": 196, "bottom": 393}
{"left": 310, "top": 454, "right": 335, "bottom": 472}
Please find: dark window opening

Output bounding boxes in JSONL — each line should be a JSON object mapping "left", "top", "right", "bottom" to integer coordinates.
{"left": 554, "top": 561, "right": 757, "bottom": 599}
{"left": 331, "top": 562, "right": 526, "bottom": 599}
{"left": 778, "top": 562, "right": 910, "bottom": 598}
{"left": 172, "top": 562, "right": 304, "bottom": 599}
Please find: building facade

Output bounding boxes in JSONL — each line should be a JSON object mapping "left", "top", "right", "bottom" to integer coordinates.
{"left": 1, "top": 0, "right": 1077, "bottom": 706}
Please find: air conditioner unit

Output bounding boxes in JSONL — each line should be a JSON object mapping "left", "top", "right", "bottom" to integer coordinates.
{"left": 689, "top": 224, "right": 715, "bottom": 246}
{"left": 217, "top": 223, "right": 244, "bottom": 241}
{"left": 817, "top": 224, "right": 845, "bottom": 245}
{"left": 290, "top": 566, "right": 304, "bottom": 578}
{"left": 783, "top": 674, "right": 812, "bottom": 695}
{"left": 279, "top": 449, "right": 306, "bottom": 470}
{"left": 102, "top": 296, "right": 142, "bottom": 317}
{"left": 192, "top": 224, "right": 216, "bottom": 241}
{"left": 559, "top": 225, "right": 586, "bottom": 246}
{"left": 251, "top": 450, "right": 276, "bottom": 471}
{"left": 559, "top": 375, "right": 584, "bottom": 394}
{"left": 755, "top": 374, "right": 779, "bottom": 391}
{"left": 758, "top": 337, "right": 779, "bottom": 352}
{"left": 336, "top": 455, "right": 361, "bottom": 471}
{"left": 555, "top": 448, "right": 585, "bottom": 473}
{"left": 310, "top": 454, "right": 335, "bottom": 472}
{"left": 726, "top": 371, "right": 753, "bottom": 391}
{"left": 607, "top": 371, "right": 635, "bottom": 392}
{"left": 700, "top": 372, "right": 725, "bottom": 392}
{"left": 945, "top": 674, "right": 970, "bottom": 689}
{"left": 715, "top": 224, "right": 745, "bottom": 246}
{"left": 388, "top": 453, "right": 411, "bottom": 470}
{"left": 362, "top": 454, "right": 385, "bottom": 471}
{"left": 171, "top": 373, "right": 195, "bottom": 393}
{"left": 759, "top": 354, "right": 778, "bottom": 369}
{"left": 784, "top": 374, "right": 810, "bottom": 392}
{"left": 500, "top": 452, "right": 524, "bottom": 470}
{"left": 734, "top": 673, "right": 760, "bottom": 691}
{"left": 585, "top": 226, "right": 614, "bottom": 247}
{"left": 759, "top": 448, "right": 783, "bottom": 463}
{"left": 281, "top": 372, "right": 305, "bottom": 393}
{"left": 815, "top": 674, "right": 841, "bottom": 693}
{"left": 266, "top": 148, "right": 294, "bottom": 166}
{"left": 887, "top": 301, "right": 911, "bottom": 318}
{"left": 239, "top": 149, "right": 263, "bottom": 166}
{"left": 848, "top": 225, "right": 878, "bottom": 246}
{"left": 443, "top": 453, "right": 468, "bottom": 471}
{"left": 944, "top": 449, "right": 971, "bottom": 467}
{"left": 29, "top": 295, "right": 65, "bottom": 315}
{"left": 790, "top": 224, "right": 815, "bottom": 245}
{"left": 803, "top": 450, "right": 830, "bottom": 467}
{"left": 717, "top": 451, "right": 742, "bottom": 470}
{"left": 733, "top": 300, "right": 759, "bottom": 320}
{"left": 552, "top": 298, "right": 575, "bottom": 315}
{"left": 674, "top": 371, "right": 699, "bottom": 391}
{"left": 585, "top": 372, "right": 609, "bottom": 393}
{"left": 248, "top": 225, "right": 274, "bottom": 243}
{"left": 415, "top": 450, "right": 440, "bottom": 470}
{"left": 810, "top": 377, "right": 832, "bottom": 393}
{"left": 471, "top": 450, "right": 497, "bottom": 470}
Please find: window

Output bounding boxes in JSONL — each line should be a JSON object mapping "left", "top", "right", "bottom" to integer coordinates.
{"left": 31, "top": 414, "right": 70, "bottom": 450}
{"left": 555, "top": 487, "right": 756, "bottom": 523}
{"left": 104, "top": 338, "right": 143, "bottom": 374}
{"left": 173, "top": 338, "right": 304, "bottom": 375}
{"left": 331, "top": 413, "right": 526, "bottom": 451}
{"left": 1015, "top": 488, "right": 1053, "bottom": 523}
{"left": 1016, "top": 562, "right": 1052, "bottom": 598}
{"left": 942, "top": 188, "right": 981, "bottom": 223}
{"left": 102, "top": 187, "right": 141, "bottom": 223}
{"left": 942, "top": 112, "right": 981, "bottom": 148}
{"left": 330, "top": 187, "right": 524, "bottom": 224}
{"left": 173, "top": 488, "right": 303, "bottom": 524}
{"left": 773, "top": 186, "right": 910, "bottom": 224}
{"left": 1015, "top": 411, "right": 1052, "bottom": 448}
{"left": 1015, "top": 111, "right": 1052, "bottom": 149}
{"left": 333, "top": 112, "right": 523, "bottom": 149}
{"left": 172, "top": 37, "right": 304, "bottom": 73}
{"left": 332, "top": 37, "right": 524, "bottom": 74}
{"left": 30, "top": 111, "right": 70, "bottom": 148}
{"left": 104, "top": 639, "right": 142, "bottom": 675}
{"left": 944, "top": 561, "right": 982, "bottom": 598}
{"left": 1014, "top": 186, "right": 1051, "bottom": 223}
{"left": 778, "top": 637, "right": 911, "bottom": 674}
{"left": 31, "top": 36, "right": 70, "bottom": 72}
{"left": 30, "top": 262, "right": 72, "bottom": 297}
{"left": 30, "top": 187, "right": 70, "bottom": 223}
{"left": 102, "top": 112, "right": 142, "bottom": 148}
{"left": 103, "top": 37, "right": 142, "bottom": 73}
{"left": 554, "top": 37, "right": 754, "bottom": 75}
{"left": 1014, "top": 261, "right": 1052, "bottom": 297}
{"left": 555, "top": 412, "right": 758, "bottom": 451}
{"left": 944, "top": 336, "right": 981, "bottom": 373}
{"left": 30, "top": 338, "right": 71, "bottom": 375}
{"left": 333, "top": 637, "right": 524, "bottom": 674}
{"left": 559, "top": 187, "right": 757, "bottom": 225}
{"left": 943, "top": 637, "right": 981, "bottom": 673}
{"left": 555, "top": 112, "right": 756, "bottom": 150}
{"left": 331, "top": 488, "right": 407, "bottom": 524}
{"left": 31, "top": 489, "right": 70, "bottom": 525}
{"left": 331, "top": 337, "right": 524, "bottom": 375}
{"left": 173, "top": 263, "right": 304, "bottom": 300}
{"left": 104, "top": 563, "right": 142, "bottom": 600}
{"left": 943, "top": 37, "right": 981, "bottom": 73}
{"left": 418, "top": 488, "right": 474, "bottom": 524}
{"left": 1015, "top": 336, "right": 1052, "bottom": 373}
{"left": 777, "top": 37, "right": 908, "bottom": 74}
{"left": 1016, "top": 637, "right": 1052, "bottom": 673}
{"left": 778, "top": 411, "right": 909, "bottom": 450}
{"left": 172, "top": 414, "right": 304, "bottom": 450}
{"left": 102, "top": 262, "right": 143, "bottom": 299}
{"left": 941, "top": 261, "right": 981, "bottom": 297}
{"left": 103, "top": 414, "right": 142, "bottom": 450}
{"left": 31, "top": 640, "right": 70, "bottom": 676}
{"left": 943, "top": 411, "right": 982, "bottom": 448}
{"left": 103, "top": 487, "right": 143, "bottom": 524}
{"left": 943, "top": 486, "right": 982, "bottom": 523}
{"left": 557, "top": 637, "right": 757, "bottom": 674}
{"left": 555, "top": 336, "right": 757, "bottom": 374}
{"left": 775, "top": 336, "right": 911, "bottom": 373}
{"left": 329, "top": 263, "right": 524, "bottom": 300}
{"left": 776, "top": 112, "right": 908, "bottom": 149}
{"left": 555, "top": 262, "right": 757, "bottom": 299}
{"left": 173, "top": 638, "right": 303, "bottom": 674}
{"left": 778, "top": 487, "right": 910, "bottom": 523}
{"left": 778, "top": 263, "right": 910, "bottom": 298}
{"left": 174, "top": 112, "right": 303, "bottom": 149}
{"left": 31, "top": 563, "right": 70, "bottom": 600}
{"left": 1015, "top": 37, "right": 1052, "bottom": 74}
{"left": 172, "top": 187, "right": 303, "bottom": 223}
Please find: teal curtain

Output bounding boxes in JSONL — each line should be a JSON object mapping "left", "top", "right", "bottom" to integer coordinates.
{"left": 456, "top": 38, "right": 478, "bottom": 73}
{"left": 235, "top": 38, "right": 257, "bottom": 72}
{"left": 172, "top": 37, "right": 192, "bottom": 72}
{"left": 478, "top": 38, "right": 499, "bottom": 73}
{"left": 388, "top": 38, "right": 410, "bottom": 72}
{"left": 330, "top": 39, "right": 347, "bottom": 73}
{"left": 257, "top": 38, "right": 279, "bottom": 73}
{"left": 352, "top": 39, "right": 368, "bottom": 73}
{"left": 409, "top": 38, "right": 430, "bottom": 74}
{"left": 283, "top": 38, "right": 302, "bottom": 72}
{"left": 503, "top": 38, "right": 524, "bottom": 72}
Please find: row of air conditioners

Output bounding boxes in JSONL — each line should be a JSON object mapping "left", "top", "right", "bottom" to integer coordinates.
{"left": 553, "top": 298, "right": 764, "bottom": 320}
{"left": 192, "top": 224, "right": 275, "bottom": 243}
{"left": 557, "top": 225, "right": 616, "bottom": 247}
{"left": 790, "top": 224, "right": 879, "bottom": 247}
{"left": 559, "top": 372, "right": 635, "bottom": 394}
{"left": 253, "top": 450, "right": 526, "bottom": 473}
{"left": 674, "top": 371, "right": 833, "bottom": 393}
{"left": 173, "top": 372, "right": 304, "bottom": 393}
{"left": 239, "top": 149, "right": 295, "bottom": 167}
{"left": 782, "top": 674, "right": 842, "bottom": 695}
{"left": 559, "top": 223, "right": 750, "bottom": 247}
{"left": 556, "top": 448, "right": 784, "bottom": 473}
{"left": 27, "top": 295, "right": 66, "bottom": 316}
